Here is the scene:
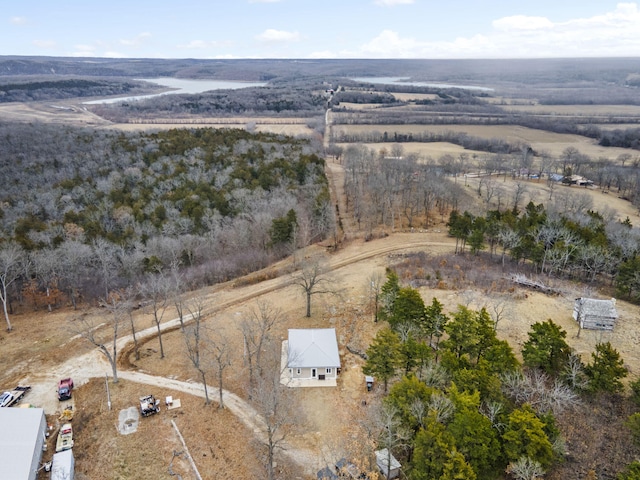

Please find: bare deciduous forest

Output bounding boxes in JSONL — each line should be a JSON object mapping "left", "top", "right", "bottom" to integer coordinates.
{"left": 2, "top": 56, "right": 640, "bottom": 480}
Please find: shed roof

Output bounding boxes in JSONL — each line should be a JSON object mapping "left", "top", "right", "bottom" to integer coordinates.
{"left": 0, "top": 407, "right": 45, "bottom": 480}
{"left": 288, "top": 328, "right": 340, "bottom": 368}
{"left": 575, "top": 298, "right": 618, "bottom": 318}
{"left": 375, "top": 448, "right": 402, "bottom": 471}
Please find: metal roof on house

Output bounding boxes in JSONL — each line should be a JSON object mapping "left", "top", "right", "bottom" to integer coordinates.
{"left": 287, "top": 328, "right": 341, "bottom": 368}
{"left": 0, "top": 407, "right": 45, "bottom": 480}
{"left": 575, "top": 297, "right": 618, "bottom": 318}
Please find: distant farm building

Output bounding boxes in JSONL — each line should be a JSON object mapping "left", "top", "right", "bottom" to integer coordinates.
{"left": 564, "top": 174, "right": 594, "bottom": 186}
{"left": 573, "top": 297, "right": 618, "bottom": 331}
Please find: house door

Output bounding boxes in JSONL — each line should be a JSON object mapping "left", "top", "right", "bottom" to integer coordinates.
{"left": 311, "top": 368, "right": 317, "bottom": 378}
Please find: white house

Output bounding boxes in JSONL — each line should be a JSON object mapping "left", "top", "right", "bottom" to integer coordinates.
{"left": 284, "top": 328, "right": 341, "bottom": 387}
{"left": 0, "top": 407, "right": 47, "bottom": 480}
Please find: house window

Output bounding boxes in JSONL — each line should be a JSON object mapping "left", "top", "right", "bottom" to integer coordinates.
{"left": 326, "top": 368, "right": 332, "bottom": 374}
{"left": 289, "top": 368, "right": 292, "bottom": 376}
{"left": 296, "top": 368, "right": 301, "bottom": 375}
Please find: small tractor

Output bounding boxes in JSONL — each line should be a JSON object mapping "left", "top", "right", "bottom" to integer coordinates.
{"left": 139, "top": 394, "right": 160, "bottom": 417}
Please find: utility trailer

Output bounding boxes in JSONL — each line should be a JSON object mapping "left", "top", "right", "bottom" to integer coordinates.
{"left": 139, "top": 394, "right": 160, "bottom": 417}
{"left": 55, "top": 423, "right": 74, "bottom": 452}
{"left": 50, "top": 448, "right": 75, "bottom": 480}
{"left": 0, "top": 385, "right": 31, "bottom": 407}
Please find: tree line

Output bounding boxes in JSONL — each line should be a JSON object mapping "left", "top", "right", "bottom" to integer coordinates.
{"left": 446, "top": 202, "right": 640, "bottom": 303}
{"left": 361, "top": 270, "right": 639, "bottom": 479}
{"left": 0, "top": 123, "right": 334, "bottom": 330}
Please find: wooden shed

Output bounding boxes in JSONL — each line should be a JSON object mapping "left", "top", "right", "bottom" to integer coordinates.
{"left": 375, "top": 448, "right": 401, "bottom": 479}
{"left": 573, "top": 297, "right": 618, "bottom": 331}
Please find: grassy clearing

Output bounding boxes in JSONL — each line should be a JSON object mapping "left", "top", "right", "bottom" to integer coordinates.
{"left": 332, "top": 123, "right": 636, "bottom": 159}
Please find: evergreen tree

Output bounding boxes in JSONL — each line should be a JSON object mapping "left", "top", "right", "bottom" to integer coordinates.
{"left": 380, "top": 269, "right": 401, "bottom": 321}
{"left": 522, "top": 320, "right": 571, "bottom": 375}
{"left": 390, "top": 286, "right": 426, "bottom": 329}
{"left": 502, "top": 405, "right": 554, "bottom": 468}
{"left": 410, "top": 418, "right": 457, "bottom": 480}
{"left": 424, "top": 297, "right": 448, "bottom": 350}
{"left": 584, "top": 342, "right": 628, "bottom": 394}
{"left": 363, "top": 328, "right": 402, "bottom": 392}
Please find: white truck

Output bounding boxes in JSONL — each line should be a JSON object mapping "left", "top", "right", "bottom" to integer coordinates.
{"left": 0, "top": 385, "right": 31, "bottom": 407}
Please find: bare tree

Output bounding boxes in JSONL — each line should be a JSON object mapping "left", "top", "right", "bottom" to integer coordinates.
{"left": 506, "top": 456, "right": 545, "bottom": 480}
{"left": 184, "top": 295, "right": 210, "bottom": 404}
{"left": 292, "top": 253, "right": 334, "bottom": 317}
{"left": 209, "top": 330, "right": 231, "bottom": 409}
{"left": 139, "top": 272, "right": 171, "bottom": 358}
{"left": 122, "top": 286, "right": 140, "bottom": 361}
{"left": 74, "top": 291, "right": 127, "bottom": 382}
{"left": 368, "top": 271, "right": 385, "bottom": 323}
{"left": 239, "top": 301, "right": 283, "bottom": 393}
{"left": 59, "top": 240, "right": 92, "bottom": 310}
{"left": 487, "top": 295, "right": 513, "bottom": 332}
{"left": 512, "top": 182, "right": 527, "bottom": 212}
{"left": 501, "top": 370, "right": 580, "bottom": 415}
{"left": 250, "top": 345, "right": 302, "bottom": 480}
{"left": 0, "top": 243, "right": 26, "bottom": 331}
{"left": 91, "top": 238, "right": 119, "bottom": 300}
{"left": 372, "top": 402, "right": 411, "bottom": 480}
{"left": 169, "top": 262, "right": 188, "bottom": 331}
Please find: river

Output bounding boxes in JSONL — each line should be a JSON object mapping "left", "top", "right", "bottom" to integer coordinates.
{"left": 83, "top": 77, "right": 267, "bottom": 105}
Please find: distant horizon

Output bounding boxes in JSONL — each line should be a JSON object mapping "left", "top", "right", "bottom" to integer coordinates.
{"left": 3, "top": 54, "right": 640, "bottom": 62}
{"left": 2, "top": 2, "right": 639, "bottom": 60}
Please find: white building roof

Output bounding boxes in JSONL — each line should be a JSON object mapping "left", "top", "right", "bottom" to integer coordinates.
{"left": 375, "top": 448, "right": 402, "bottom": 471}
{"left": 0, "top": 407, "right": 45, "bottom": 480}
{"left": 287, "top": 328, "right": 341, "bottom": 368}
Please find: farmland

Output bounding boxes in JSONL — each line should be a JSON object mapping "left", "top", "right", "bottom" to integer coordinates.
{"left": 1, "top": 56, "right": 640, "bottom": 479}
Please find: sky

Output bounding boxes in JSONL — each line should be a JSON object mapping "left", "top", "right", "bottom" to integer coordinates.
{"left": 2, "top": 1, "right": 640, "bottom": 59}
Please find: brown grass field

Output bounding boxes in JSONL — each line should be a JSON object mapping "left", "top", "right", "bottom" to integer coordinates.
{"left": 2, "top": 86, "right": 640, "bottom": 479}
{"left": 332, "top": 123, "right": 637, "bottom": 159}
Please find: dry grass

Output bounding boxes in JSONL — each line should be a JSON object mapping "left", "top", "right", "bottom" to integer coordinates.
{"left": 332, "top": 123, "right": 636, "bottom": 159}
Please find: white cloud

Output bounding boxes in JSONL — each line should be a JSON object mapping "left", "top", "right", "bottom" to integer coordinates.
{"left": 69, "top": 44, "right": 96, "bottom": 57}
{"left": 119, "top": 32, "right": 152, "bottom": 47}
{"left": 374, "top": 0, "right": 414, "bottom": 5}
{"left": 359, "top": 30, "right": 422, "bottom": 57}
{"left": 349, "top": 3, "right": 640, "bottom": 58}
{"left": 178, "top": 40, "right": 234, "bottom": 49}
{"left": 255, "top": 29, "right": 300, "bottom": 43}
{"left": 32, "top": 40, "right": 56, "bottom": 49}
{"left": 10, "top": 16, "right": 27, "bottom": 25}
{"left": 492, "top": 15, "right": 554, "bottom": 31}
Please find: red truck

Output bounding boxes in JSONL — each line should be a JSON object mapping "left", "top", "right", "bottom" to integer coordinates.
{"left": 57, "top": 378, "right": 74, "bottom": 401}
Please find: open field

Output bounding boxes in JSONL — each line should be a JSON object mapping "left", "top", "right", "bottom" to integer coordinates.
{"left": 0, "top": 102, "right": 317, "bottom": 137}
{"left": 498, "top": 104, "right": 640, "bottom": 116}
{"left": 337, "top": 140, "right": 489, "bottom": 159}
{"left": 3, "top": 228, "right": 639, "bottom": 480}
{"left": 332, "top": 123, "right": 637, "bottom": 159}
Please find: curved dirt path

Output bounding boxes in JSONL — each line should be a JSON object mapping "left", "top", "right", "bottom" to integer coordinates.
{"left": 24, "top": 231, "right": 454, "bottom": 476}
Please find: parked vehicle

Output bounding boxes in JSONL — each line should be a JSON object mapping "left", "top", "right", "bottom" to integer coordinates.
{"left": 57, "top": 378, "right": 74, "bottom": 401}
{"left": 0, "top": 385, "right": 31, "bottom": 407}
{"left": 139, "top": 395, "right": 160, "bottom": 417}
{"left": 50, "top": 448, "right": 75, "bottom": 480}
{"left": 55, "top": 423, "right": 74, "bottom": 452}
